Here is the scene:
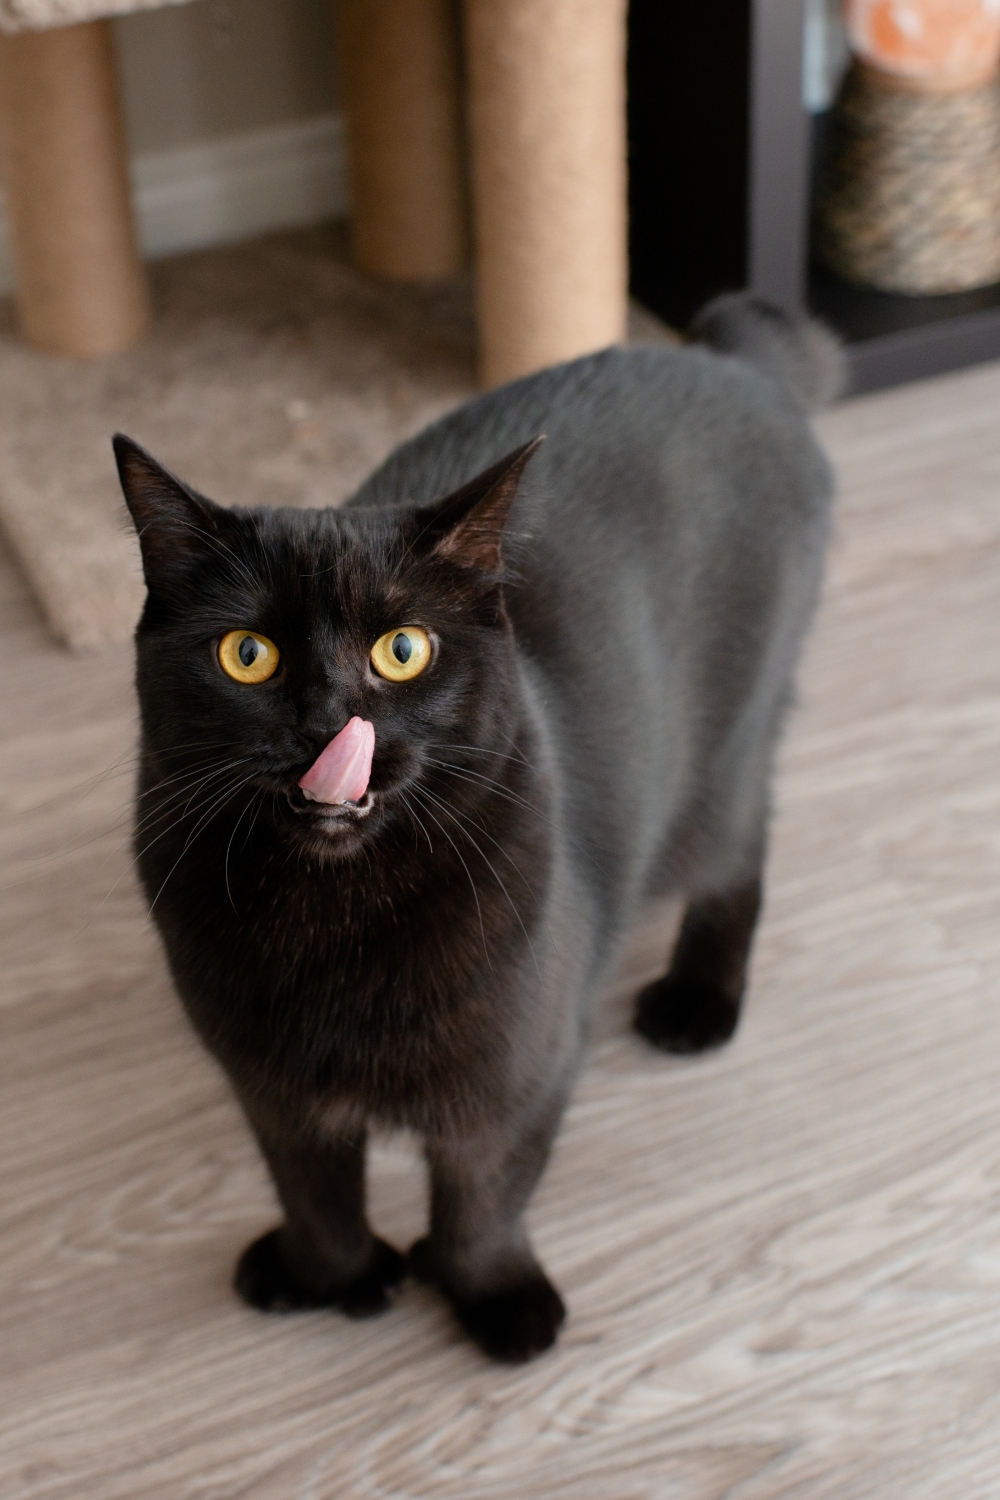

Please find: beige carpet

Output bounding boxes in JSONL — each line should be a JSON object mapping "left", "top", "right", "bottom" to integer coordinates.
{"left": 4, "top": 342, "right": 1000, "bottom": 1493}
{"left": 0, "top": 222, "right": 674, "bottom": 651}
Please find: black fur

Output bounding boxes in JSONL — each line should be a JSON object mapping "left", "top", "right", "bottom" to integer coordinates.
{"left": 115, "top": 293, "right": 834, "bottom": 1363}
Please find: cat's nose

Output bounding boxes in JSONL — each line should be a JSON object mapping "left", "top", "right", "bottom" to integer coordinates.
{"left": 294, "top": 708, "right": 357, "bottom": 761}
{"left": 295, "top": 726, "right": 340, "bottom": 761}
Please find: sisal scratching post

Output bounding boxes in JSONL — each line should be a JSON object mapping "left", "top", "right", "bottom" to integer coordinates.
{"left": 335, "top": 0, "right": 469, "bottom": 281}
{"left": 0, "top": 19, "right": 150, "bottom": 360}
{"left": 463, "top": 0, "right": 628, "bottom": 388}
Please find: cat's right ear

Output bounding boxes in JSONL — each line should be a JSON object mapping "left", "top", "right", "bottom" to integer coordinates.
{"left": 113, "top": 434, "right": 227, "bottom": 592}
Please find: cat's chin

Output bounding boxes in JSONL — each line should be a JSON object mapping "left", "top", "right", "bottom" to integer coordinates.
{"left": 285, "top": 789, "right": 377, "bottom": 857}
{"left": 295, "top": 789, "right": 375, "bottom": 823}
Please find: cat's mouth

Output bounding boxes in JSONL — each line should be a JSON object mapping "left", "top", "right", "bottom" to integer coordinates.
{"left": 288, "top": 788, "right": 375, "bottom": 830}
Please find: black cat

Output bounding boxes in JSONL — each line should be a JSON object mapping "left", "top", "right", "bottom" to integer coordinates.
{"left": 115, "top": 293, "right": 838, "bottom": 1362}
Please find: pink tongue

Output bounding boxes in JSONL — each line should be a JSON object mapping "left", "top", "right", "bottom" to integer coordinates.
{"left": 298, "top": 717, "right": 375, "bottom": 805}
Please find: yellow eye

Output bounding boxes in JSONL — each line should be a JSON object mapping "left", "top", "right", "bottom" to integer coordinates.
{"left": 370, "top": 626, "right": 432, "bottom": 682}
{"left": 218, "top": 630, "right": 280, "bottom": 684}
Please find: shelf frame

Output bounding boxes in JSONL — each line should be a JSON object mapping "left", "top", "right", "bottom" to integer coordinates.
{"left": 627, "top": 0, "right": 1000, "bottom": 394}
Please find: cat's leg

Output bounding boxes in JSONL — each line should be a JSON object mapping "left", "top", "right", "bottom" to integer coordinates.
{"left": 410, "top": 1101, "right": 567, "bottom": 1362}
{"left": 234, "top": 1115, "right": 405, "bottom": 1319}
{"left": 635, "top": 875, "right": 763, "bottom": 1054}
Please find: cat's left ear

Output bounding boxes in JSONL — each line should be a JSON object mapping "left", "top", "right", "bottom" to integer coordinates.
{"left": 415, "top": 435, "right": 545, "bottom": 572}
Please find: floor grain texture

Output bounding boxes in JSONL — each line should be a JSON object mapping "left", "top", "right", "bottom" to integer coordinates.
{"left": 3, "top": 360, "right": 1000, "bottom": 1497}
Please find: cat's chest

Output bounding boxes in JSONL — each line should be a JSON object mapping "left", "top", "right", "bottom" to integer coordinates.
{"left": 157, "top": 837, "right": 520, "bottom": 1097}
{"left": 140, "top": 767, "right": 552, "bottom": 1120}
{"left": 195, "top": 865, "right": 475, "bottom": 1002}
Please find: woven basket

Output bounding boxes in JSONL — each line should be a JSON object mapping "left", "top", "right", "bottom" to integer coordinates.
{"left": 813, "top": 62, "right": 1000, "bottom": 295}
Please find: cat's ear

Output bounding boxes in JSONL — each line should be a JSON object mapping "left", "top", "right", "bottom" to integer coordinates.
{"left": 113, "top": 434, "right": 229, "bottom": 591}
{"left": 416, "top": 436, "right": 545, "bottom": 572}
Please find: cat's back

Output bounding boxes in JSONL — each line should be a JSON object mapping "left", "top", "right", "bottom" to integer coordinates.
{"left": 349, "top": 336, "right": 830, "bottom": 558}
{"left": 351, "top": 324, "right": 833, "bottom": 936}
{"left": 349, "top": 334, "right": 832, "bottom": 679}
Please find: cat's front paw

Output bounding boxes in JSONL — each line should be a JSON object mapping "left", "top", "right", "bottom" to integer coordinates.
{"left": 337, "top": 1238, "right": 408, "bottom": 1318}
{"left": 635, "top": 976, "right": 740, "bottom": 1054}
{"left": 409, "top": 1239, "right": 566, "bottom": 1362}
{"left": 234, "top": 1227, "right": 405, "bottom": 1318}
{"left": 456, "top": 1275, "right": 566, "bottom": 1362}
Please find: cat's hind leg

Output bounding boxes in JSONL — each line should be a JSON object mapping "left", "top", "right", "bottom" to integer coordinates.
{"left": 234, "top": 1113, "right": 405, "bottom": 1319}
{"left": 635, "top": 876, "right": 762, "bottom": 1054}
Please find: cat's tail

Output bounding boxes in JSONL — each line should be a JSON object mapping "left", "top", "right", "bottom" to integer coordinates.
{"left": 686, "top": 291, "right": 844, "bottom": 412}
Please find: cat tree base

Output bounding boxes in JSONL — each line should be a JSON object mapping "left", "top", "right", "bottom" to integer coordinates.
{"left": 0, "top": 18, "right": 150, "bottom": 360}
{"left": 0, "top": 0, "right": 627, "bottom": 384}
{"left": 338, "top": 0, "right": 629, "bottom": 387}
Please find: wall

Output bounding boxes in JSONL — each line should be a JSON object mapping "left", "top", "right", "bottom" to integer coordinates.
{"left": 114, "top": 0, "right": 338, "bottom": 151}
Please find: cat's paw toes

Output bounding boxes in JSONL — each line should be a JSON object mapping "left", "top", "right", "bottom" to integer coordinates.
{"left": 234, "top": 1228, "right": 327, "bottom": 1312}
{"left": 338, "top": 1239, "right": 406, "bottom": 1319}
{"left": 635, "top": 976, "right": 740, "bottom": 1054}
{"left": 234, "top": 1228, "right": 405, "bottom": 1317}
{"left": 455, "top": 1274, "right": 567, "bottom": 1363}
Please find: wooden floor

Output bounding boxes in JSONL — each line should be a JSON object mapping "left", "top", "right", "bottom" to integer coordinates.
{"left": 4, "top": 362, "right": 1000, "bottom": 1497}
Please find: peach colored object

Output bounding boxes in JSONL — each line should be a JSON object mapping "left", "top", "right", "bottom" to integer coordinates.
{"left": 299, "top": 717, "right": 375, "bottom": 806}
{"left": 844, "top": 0, "right": 1000, "bottom": 90}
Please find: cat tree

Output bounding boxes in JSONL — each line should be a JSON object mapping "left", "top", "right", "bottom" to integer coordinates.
{"left": 0, "top": 0, "right": 627, "bottom": 386}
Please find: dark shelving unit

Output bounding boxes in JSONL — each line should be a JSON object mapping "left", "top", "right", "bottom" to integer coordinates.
{"left": 627, "top": 0, "right": 1000, "bottom": 395}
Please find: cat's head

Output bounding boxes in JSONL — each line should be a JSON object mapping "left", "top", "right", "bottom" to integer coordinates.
{"left": 114, "top": 434, "right": 542, "bottom": 860}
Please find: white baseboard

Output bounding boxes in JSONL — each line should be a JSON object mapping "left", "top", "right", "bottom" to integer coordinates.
{"left": 0, "top": 111, "right": 349, "bottom": 296}
{"left": 133, "top": 112, "right": 350, "bottom": 260}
